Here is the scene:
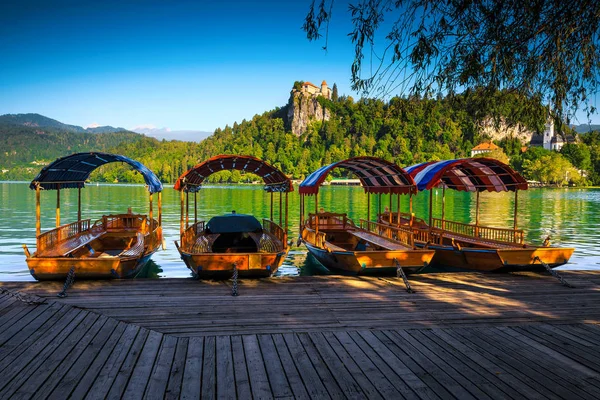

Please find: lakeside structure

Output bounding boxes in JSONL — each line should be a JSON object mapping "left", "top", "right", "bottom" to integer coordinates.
{"left": 1, "top": 271, "right": 600, "bottom": 398}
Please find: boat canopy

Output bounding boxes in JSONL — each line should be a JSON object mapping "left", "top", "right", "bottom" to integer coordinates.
{"left": 206, "top": 213, "right": 263, "bottom": 234}
{"left": 406, "top": 158, "right": 528, "bottom": 192}
{"left": 299, "top": 156, "right": 417, "bottom": 195}
{"left": 30, "top": 152, "right": 163, "bottom": 193}
{"left": 174, "top": 155, "right": 293, "bottom": 193}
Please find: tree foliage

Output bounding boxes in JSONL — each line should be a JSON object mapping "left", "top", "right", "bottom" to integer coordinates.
{"left": 304, "top": 0, "right": 600, "bottom": 122}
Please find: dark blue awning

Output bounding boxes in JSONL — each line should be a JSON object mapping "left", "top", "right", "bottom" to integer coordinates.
{"left": 30, "top": 152, "right": 163, "bottom": 193}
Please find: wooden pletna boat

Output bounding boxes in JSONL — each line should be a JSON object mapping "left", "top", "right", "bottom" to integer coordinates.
{"left": 22, "top": 152, "right": 164, "bottom": 280}
{"left": 173, "top": 155, "right": 292, "bottom": 278}
{"left": 379, "top": 158, "right": 574, "bottom": 272}
{"left": 299, "top": 157, "right": 435, "bottom": 275}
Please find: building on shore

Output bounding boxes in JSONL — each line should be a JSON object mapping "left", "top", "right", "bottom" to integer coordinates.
{"left": 470, "top": 142, "right": 500, "bottom": 157}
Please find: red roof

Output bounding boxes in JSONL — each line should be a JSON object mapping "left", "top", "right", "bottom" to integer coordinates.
{"left": 472, "top": 142, "right": 500, "bottom": 151}
{"left": 174, "top": 155, "right": 293, "bottom": 193}
{"left": 303, "top": 82, "right": 319, "bottom": 88}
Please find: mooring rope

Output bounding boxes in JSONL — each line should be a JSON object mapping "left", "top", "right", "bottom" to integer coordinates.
{"left": 533, "top": 256, "right": 573, "bottom": 288}
{"left": 231, "top": 262, "right": 239, "bottom": 296}
{"left": 394, "top": 258, "right": 414, "bottom": 293}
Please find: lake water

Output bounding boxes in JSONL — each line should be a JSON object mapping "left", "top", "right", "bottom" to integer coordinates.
{"left": 1, "top": 182, "right": 598, "bottom": 281}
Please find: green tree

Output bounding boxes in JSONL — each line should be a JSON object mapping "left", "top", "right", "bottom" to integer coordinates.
{"left": 332, "top": 83, "right": 339, "bottom": 102}
{"left": 304, "top": 0, "right": 600, "bottom": 122}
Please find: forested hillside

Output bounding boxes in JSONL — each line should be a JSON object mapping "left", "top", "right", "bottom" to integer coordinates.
{"left": 2, "top": 90, "right": 599, "bottom": 186}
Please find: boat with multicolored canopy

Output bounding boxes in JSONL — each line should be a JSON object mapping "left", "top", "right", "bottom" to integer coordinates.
{"left": 299, "top": 156, "right": 435, "bottom": 275}
{"left": 22, "top": 152, "right": 164, "bottom": 280}
{"left": 382, "top": 157, "right": 574, "bottom": 272}
{"left": 174, "top": 155, "right": 292, "bottom": 278}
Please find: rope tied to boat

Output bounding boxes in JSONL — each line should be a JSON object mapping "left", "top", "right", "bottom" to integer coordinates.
{"left": 57, "top": 266, "right": 76, "bottom": 298}
{"left": 533, "top": 256, "right": 574, "bottom": 288}
{"left": 232, "top": 262, "right": 239, "bottom": 297}
{"left": 394, "top": 258, "right": 414, "bottom": 293}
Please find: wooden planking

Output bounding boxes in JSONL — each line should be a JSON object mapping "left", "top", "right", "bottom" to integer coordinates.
{"left": 2, "top": 274, "right": 600, "bottom": 399}
{"left": 5, "top": 271, "right": 600, "bottom": 336}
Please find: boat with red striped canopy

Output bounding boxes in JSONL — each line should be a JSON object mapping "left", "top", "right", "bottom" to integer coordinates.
{"left": 380, "top": 158, "right": 574, "bottom": 272}
{"left": 299, "top": 157, "right": 434, "bottom": 275}
{"left": 174, "top": 155, "right": 291, "bottom": 278}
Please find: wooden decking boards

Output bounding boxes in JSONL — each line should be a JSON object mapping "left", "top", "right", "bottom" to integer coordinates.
{"left": 1, "top": 271, "right": 600, "bottom": 399}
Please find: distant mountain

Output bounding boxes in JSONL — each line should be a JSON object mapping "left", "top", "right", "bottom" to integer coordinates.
{"left": 131, "top": 126, "right": 212, "bottom": 142}
{"left": 0, "top": 113, "right": 128, "bottom": 134}
{"left": 573, "top": 124, "right": 600, "bottom": 133}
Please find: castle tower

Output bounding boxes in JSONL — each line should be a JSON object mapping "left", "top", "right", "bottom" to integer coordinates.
{"left": 320, "top": 80, "right": 331, "bottom": 99}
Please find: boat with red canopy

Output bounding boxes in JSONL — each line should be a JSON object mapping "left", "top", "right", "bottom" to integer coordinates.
{"left": 383, "top": 157, "right": 575, "bottom": 272}
{"left": 174, "top": 155, "right": 292, "bottom": 278}
{"left": 299, "top": 156, "right": 435, "bottom": 275}
{"left": 22, "top": 152, "right": 164, "bottom": 280}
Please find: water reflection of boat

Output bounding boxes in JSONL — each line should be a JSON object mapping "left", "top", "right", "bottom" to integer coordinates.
{"left": 22, "top": 152, "right": 163, "bottom": 280}
{"left": 299, "top": 157, "right": 435, "bottom": 275}
{"left": 383, "top": 158, "right": 575, "bottom": 272}
{"left": 174, "top": 155, "right": 292, "bottom": 278}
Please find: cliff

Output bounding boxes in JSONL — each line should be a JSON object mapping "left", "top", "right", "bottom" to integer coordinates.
{"left": 286, "top": 91, "right": 331, "bottom": 136}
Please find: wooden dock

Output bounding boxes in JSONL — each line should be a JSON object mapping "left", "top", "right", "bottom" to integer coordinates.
{"left": 2, "top": 271, "right": 600, "bottom": 398}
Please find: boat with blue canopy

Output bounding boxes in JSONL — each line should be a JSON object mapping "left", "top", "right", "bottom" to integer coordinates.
{"left": 381, "top": 157, "right": 575, "bottom": 272}
{"left": 174, "top": 155, "right": 292, "bottom": 278}
{"left": 299, "top": 156, "right": 435, "bottom": 275}
{"left": 22, "top": 152, "right": 164, "bottom": 280}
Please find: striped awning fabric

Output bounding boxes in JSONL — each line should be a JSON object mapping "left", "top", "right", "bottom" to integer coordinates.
{"left": 30, "top": 152, "right": 163, "bottom": 193}
{"left": 299, "top": 156, "right": 416, "bottom": 195}
{"left": 174, "top": 155, "right": 293, "bottom": 193}
{"left": 405, "top": 158, "right": 528, "bottom": 192}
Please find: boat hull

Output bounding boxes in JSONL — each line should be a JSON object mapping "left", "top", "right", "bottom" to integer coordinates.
{"left": 177, "top": 249, "right": 286, "bottom": 279}
{"left": 25, "top": 248, "right": 158, "bottom": 280}
{"left": 419, "top": 243, "right": 574, "bottom": 272}
{"left": 304, "top": 241, "right": 432, "bottom": 275}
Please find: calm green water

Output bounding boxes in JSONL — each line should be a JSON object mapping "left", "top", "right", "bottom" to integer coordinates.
{"left": 0, "top": 182, "right": 598, "bottom": 281}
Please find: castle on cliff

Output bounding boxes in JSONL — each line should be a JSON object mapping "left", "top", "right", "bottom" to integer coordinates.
{"left": 295, "top": 80, "right": 332, "bottom": 99}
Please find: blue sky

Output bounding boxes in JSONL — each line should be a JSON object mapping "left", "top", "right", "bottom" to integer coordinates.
{"left": 0, "top": 0, "right": 357, "bottom": 132}
{"left": 1, "top": 0, "right": 598, "bottom": 134}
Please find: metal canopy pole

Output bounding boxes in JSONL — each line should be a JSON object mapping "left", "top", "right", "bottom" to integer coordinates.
{"left": 194, "top": 191, "right": 197, "bottom": 224}
{"left": 77, "top": 186, "right": 82, "bottom": 223}
{"left": 279, "top": 191, "right": 283, "bottom": 227}
{"left": 185, "top": 192, "right": 189, "bottom": 229}
{"left": 270, "top": 192, "right": 273, "bottom": 221}
{"left": 367, "top": 193, "right": 371, "bottom": 222}
{"left": 513, "top": 189, "right": 519, "bottom": 231}
{"left": 285, "top": 192, "right": 289, "bottom": 233}
{"left": 409, "top": 193, "right": 413, "bottom": 226}
{"left": 378, "top": 193, "right": 382, "bottom": 216}
{"left": 179, "top": 190, "right": 185, "bottom": 238}
{"left": 388, "top": 192, "right": 392, "bottom": 224}
{"left": 315, "top": 193, "right": 319, "bottom": 234}
{"left": 428, "top": 189, "right": 433, "bottom": 228}
{"left": 158, "top": 192, "right": 162, "bottom": 227}
{"left": 441, "top": 186, "right": 446, "bottom": 230}
{"left": 35, "top": 185, "right": 41, "bottom": 242}
{"left": 56, "top": 184, "right": 60, "bottom": 228}
{"left": 149, "top": 193, "right": 153, "bottom": 230}
{"left": 475, "top": 190, "right": 480, "bottom": 237}
{"left": 299, "top": 194, "right": 304, "bottom": 232}
{"left": 397, "top": 193, "right": 401, "bottom": 227}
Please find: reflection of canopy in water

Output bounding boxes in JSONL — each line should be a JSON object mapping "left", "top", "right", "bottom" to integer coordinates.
{"left": 406, "top": 158, "right": 528, "bottom": 192}
{"left": 30, "top": 152, "right": 163, "bottom": 193}
{"left": 299, "top": 156, "right": 416, "bottom": 195}
{"left": 174, "top": 155, "right": 293, "bottom": 193}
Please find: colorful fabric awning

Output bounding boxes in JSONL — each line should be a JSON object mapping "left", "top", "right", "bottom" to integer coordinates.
{"left": 174, "top": 155, "right": 293, "bottom": 193}
{"left": 299, "top": 156, "right": 416, "bottom": 195}
{"left": 30, "top": 152, "right": 163, "bottom": 193}
{"left": 405, "top": 158, "right": 528, "bottom": 192}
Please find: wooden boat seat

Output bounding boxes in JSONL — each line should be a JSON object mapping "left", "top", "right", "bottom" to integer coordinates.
{"left": 117, "top": 232, "right": 145, "bottom": 258}
{"left": 438, "top": 230, "right": 523, "bottom": 249}
{"left": 38, "top": 227, "right": 106, "bottom": 258}
{"left": 349, "top": 230, "right": 410, "bottom": 251}
{"left": 324, "top": 241, "right": 348, "bottom": 252}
